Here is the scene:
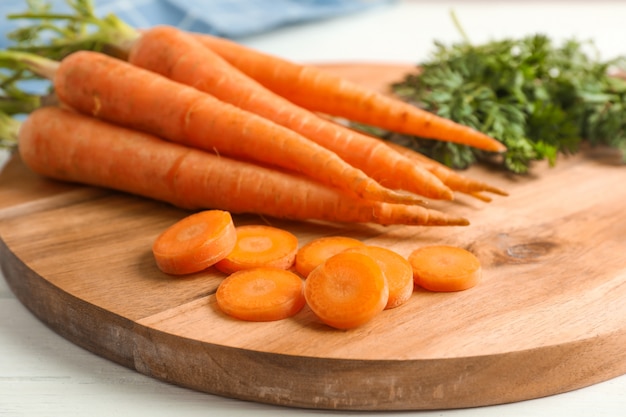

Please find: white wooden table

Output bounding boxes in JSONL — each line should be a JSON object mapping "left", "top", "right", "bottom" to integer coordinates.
{"left": 2, "top": 1, "right": 626, "bottom": 416}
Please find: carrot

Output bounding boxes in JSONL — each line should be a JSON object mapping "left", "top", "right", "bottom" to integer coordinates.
{"left": 214, "top": 225, "right": 299, "bottom": 274}
{"left": 126, "top": 26, "right": 453, "bottom": 200}
{"left": 304, "top": 251, "right": 389, "bottom": 329}
{"left": 294, "top": 236, "right": 365, "bottom": 278}
{"left": 384, "top": 140, "right": 509, "bottom": 198}
{"left": 216, "top": 268, "right": 306, "bottom": 322}
{"left": 7, "top": 50, "right": 422, "bottom": 206}
{"left": 195, "top": 33, "right": 507, "bottom": 153}
{"left": 152, "top": 210, "right": 237, "bottom": 275}
{"left": 408, "top": 245, "right": 482, "bottom": 292}
{"left": 344, "top": 245, "right": 414, "bottom": 309}
{"left": 18, "top": 107, "right": 469, "bottom": 226}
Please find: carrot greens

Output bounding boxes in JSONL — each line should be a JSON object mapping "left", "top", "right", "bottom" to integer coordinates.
{"left": 0, "top": 111, "right": 20, "bottom": 150}
{"left": 6, "top": 0, "right": 137, "bottom": 60}
{"left": 390, "top": 34, "right": 626, "bottom": 173}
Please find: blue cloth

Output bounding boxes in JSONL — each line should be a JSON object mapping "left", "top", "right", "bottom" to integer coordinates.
{"left": 1, "top": 0, "right": 392, "bottom": 49}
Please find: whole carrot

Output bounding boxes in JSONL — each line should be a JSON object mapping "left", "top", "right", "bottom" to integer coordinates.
{"left": 128, "top": 26, "right": 453, "bottom": 200}
{"left": 195, "top": 33, "right": 507, "bottom": 153}
{"left": 6, "top": 50, "right": 421, "bottom": 206}
{"left": 18, "top": 107, "right": 469, "bottom": 227}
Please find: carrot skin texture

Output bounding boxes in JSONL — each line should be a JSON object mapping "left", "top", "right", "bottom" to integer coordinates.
{"left": 128, "top": 26, "right": 452, "bottom": 201}
{"left": 194, "top": 33, "right": 506, "bottom": 153}
{"left": 52, "top": 50, "right": 419, "bottom": 205}
{"left": 152, "top": 210, "right": 237, "bottom": 275}
{"left": 18, "top": 107, "right": 469, "bottom": 226}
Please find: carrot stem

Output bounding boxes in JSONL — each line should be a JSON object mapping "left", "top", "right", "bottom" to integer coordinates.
{"left": 7, "top": 3, "right": 139, "bottom": 60}
{"left": 0, "top": 50, "right": 60, "bottom": 80}
{"left": 0, "top": 111, "right": 21, "bottom": 150}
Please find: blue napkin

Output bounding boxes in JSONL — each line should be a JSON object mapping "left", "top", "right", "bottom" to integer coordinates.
{"left": 1, "top": 0, "right": 393, "bottom": 49}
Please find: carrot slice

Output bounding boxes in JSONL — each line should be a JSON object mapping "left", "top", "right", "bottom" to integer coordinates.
{"left": 294, "top": 236, "right": 365, "bottom": 278}
{"left": 152, "top": 210, "right": 237, "bottom": 275}
{"left": 216, "top": 267, "right": 305, "bottom": 321}
{"left": 304, "top": 251, "right": 389, "bottom": 329}
{"left": 214, "top": 225, "right": 299, "bottom": 274}
{"left": 408, "top": 245, "right": 482, "bottom": 292}
{"left": 344, "top": 246, "right": 414, "bottom": 309}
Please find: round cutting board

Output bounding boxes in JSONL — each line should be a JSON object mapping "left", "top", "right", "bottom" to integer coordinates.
{"left": 1, "top": 64, "right": 626, "bottom": 411}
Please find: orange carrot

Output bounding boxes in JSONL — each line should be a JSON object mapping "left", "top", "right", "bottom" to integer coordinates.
{"left": 304, "top": 251, "right": 389, "bottom": 329}
{"left": 294, "top": 236, "right": 365, "bottom": 278}
{"left": 17, "top": 50, "right": 421, "bottom": 206}
{"left": 216, "top": 267, "right": 306, "bottom": 321}
{"left": 195, "top": 33, "right": 507, "bottom": 153}
{"left": 214, "top": 225, "right": 299, "bottom": 274}
{"left": 126, "top": 26, "right": 453, "bottom": 200}
{"left": 344, "top": 245, "right": 414, "bottom": 309}
{"left": 152, "top": 210, "right": 237, "bottom": 275}
{"left": 385, "top": 140, "right": 509, "bottom": 198}
{"left": 18, "top": 107, "right": 469, "bottom": 226}
{"left": 408, "top": 245, "right": 482, "bottom": 292}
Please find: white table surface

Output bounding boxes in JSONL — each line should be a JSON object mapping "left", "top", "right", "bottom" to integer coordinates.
{"left": 2, "top": 1, "right": 626, "bottom": 416}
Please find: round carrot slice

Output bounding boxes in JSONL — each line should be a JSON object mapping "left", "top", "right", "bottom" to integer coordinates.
{"left": 304, "top": 251, "right": 389, "bottom": 330}
{"left": 216, "top": 267, "right": 305, "bottom": 321}
{"left": 408, "top": 245, "right": 482, "bottom": 292}
{"left": 345, "top": 245, "right": 414, "bottom": 309}
{"left": 152, "top": 210, "right": 237, "bottom": 275}
{"left": 214, "top": 225, "right": 298, "bottom": 274}
{"left": 295, "top": 236, "right": 365, "bottom": 278}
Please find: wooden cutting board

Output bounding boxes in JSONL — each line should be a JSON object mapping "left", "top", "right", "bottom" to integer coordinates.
{"left": 1, "top": 64, "right": 626, "bottom": 411}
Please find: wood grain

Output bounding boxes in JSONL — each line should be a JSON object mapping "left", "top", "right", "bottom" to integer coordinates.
{"left": 1, "top": 64, "right": 625, "bottom": 411}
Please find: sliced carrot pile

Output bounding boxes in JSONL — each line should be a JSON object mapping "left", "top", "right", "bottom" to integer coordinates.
{"left": 214, "top": 225, "right": 299, "bottom": 274}
{"left": 152, "top": 210, "right": 237, "bottom": 275}
{"left": 408, "top": 245, "right": 482, "bottom": 292}
{"left": 344, "top": 245, "right": 414, "bottom": 309}
{"left": 294, "top": 236, "right": 365, "bottom": 278}
{"left": 216, "top": 267, "right": 306, "bottom": 322}
{"left": 304, "top": 251, "right": 389, "bottom": 329}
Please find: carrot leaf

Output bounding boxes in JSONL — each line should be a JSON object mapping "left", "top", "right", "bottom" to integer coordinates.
{"left": 390, "top": 33, "right": 626, "bottom": 173}
{"left": 0, "top": 111, "right": 21, "bottom": 150}
{"left": 6, "top": 0, "right": 139, "bottom": 60}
